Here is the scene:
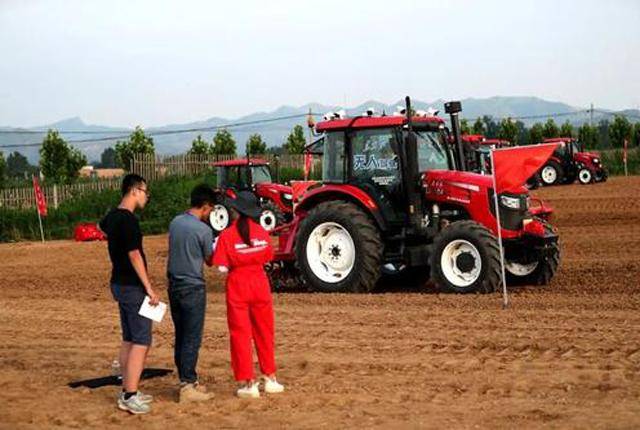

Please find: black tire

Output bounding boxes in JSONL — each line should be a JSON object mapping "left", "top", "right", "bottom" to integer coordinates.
{"left": 260, "top": 200, "right": 286, "bottom": 231}
{"left": 577, "top": 168, "right": 593, "bottom": 185}
{"left": 295, "top": 200, "right": 382, "bottom": 293}
{"left": 540, "top": 160, "right": 564, "bottom": 186}
{"left": 505, "top": 242, "right": 560, "bottom": 286}
{"left": 430, "top": 220, "right": 501, "bottom": 294}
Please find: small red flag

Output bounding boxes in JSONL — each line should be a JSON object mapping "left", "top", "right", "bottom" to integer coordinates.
{"left": 304, "top": 152, "right": 313, "bottom": 180}
{"left": 492, "top": 143, "right": 559, "bottom": 193}
{"left": 32, "top": 176, "right": 48, "bottom": 217}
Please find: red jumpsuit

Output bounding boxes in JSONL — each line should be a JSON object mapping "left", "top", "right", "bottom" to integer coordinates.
{"left": 212, "top": 219, "right": 276, "bottom": 381}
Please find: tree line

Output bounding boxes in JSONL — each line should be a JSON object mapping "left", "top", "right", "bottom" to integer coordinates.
{"left": 1, "top": 116, "right": 639, "bottom": 188}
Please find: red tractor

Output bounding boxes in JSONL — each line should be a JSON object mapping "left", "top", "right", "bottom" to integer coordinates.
{"left": 536, "top": 137, "right": 607, "bottom": 186}
{"left": 267, "top": 98, "right": 560, "bottom": 294}
{"left": 209, "top": 158, "right": 293, "bottom": 232}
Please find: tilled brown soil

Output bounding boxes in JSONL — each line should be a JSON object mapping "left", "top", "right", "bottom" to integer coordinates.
{"left": 0, "top": 177, "right": 639, "bottom": 429}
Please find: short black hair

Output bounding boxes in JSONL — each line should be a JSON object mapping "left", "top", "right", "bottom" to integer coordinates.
{"left": 121, "top": 174, "right": 146, "bottom": 196}
{"left": 190, "top": 184, "right": 218, "bottom": 208}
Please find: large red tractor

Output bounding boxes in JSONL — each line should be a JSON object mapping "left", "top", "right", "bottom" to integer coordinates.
{"left": 267, "top": 98, "right": 560, "bottom": 294}
{"left": 209, "top": 158, "right": 293, "bottom": 232}
{"left": 536, "top": 137, "right": 607, "bottom": 186}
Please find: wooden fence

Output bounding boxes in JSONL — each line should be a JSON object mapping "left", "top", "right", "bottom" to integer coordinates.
{"left": 0, "top": 178, "right": 122, "bottom": 210}
{"left": 130, "top": 153, "right": 321, "bottom": 181}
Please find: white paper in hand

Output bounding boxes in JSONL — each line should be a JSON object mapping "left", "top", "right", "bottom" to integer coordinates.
{"left": 138, "top": 296, "right": 167, "bottom": 323}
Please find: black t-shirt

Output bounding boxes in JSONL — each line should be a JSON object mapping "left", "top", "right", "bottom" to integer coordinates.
{"left": 99, "top": 208, "right": 147, "bottom": 287}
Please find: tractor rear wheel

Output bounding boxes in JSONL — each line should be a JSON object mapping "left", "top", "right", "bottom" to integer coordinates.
{"left": 505, "top": 242, "right": 560, "bottom": 286}
{"left": 260, "top": 200, "right": 285, "bottom": 231}
{"left": 295, "top": 201, "right": 382, "bottom": 293}
{"left": 540, "top": 160, "right": 563, "bottom": 186}
{"left": 430, "top": 221, "right": 501, "bottom": 294}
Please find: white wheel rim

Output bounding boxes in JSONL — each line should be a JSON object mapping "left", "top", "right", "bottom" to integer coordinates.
{"left": 440, "top": 239, "right": 482, "bottom": 287}
{"left": 260, "top": 210, "right": 277, "bottom": 231}
{"left": 505, "top": 260, "right": 538, "bottom": 277}
{"left": 579, "top": 169, "right": 591, "bottom": 183}
{"left": 541, "top": 166, "right": 557, "bottom": 184}
{"left": 306, "top": 222, "right": 355, "bottom": 284}
{"left": 209, "top": 204, "right": 229, "bottom": 232}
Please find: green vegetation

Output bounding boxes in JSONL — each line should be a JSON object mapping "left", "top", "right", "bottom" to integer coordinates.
{"left": 115, "top": 126, "right": 155, "bottom": 169}
{"left": 39, "top": 130, "right": 87, "bottom": 184}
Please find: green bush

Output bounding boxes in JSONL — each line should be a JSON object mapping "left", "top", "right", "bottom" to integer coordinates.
{"left": 600, "top": 148, "right": 640, "bottom": 176}
{"left": 0, "top": 173, "right": 216, "bottom": 242}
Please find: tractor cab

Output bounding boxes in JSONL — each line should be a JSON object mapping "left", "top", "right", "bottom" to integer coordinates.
{"left": 213, "top": 158, "right": 273, "bottom": 191}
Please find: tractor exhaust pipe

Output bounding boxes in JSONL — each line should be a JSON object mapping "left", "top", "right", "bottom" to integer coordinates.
{"left": 445, "top": 101, "right": 466, "bottom": 171}
{"left": 404, "top": 96, "right": 424, "bottom": 230}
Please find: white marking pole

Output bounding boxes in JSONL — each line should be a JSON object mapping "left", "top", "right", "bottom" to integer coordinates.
{"left": 36, "top": 208, "right": 45, "bottom": 243}
{"left": 490, "top": 149, "right": 509, "bottom": 309}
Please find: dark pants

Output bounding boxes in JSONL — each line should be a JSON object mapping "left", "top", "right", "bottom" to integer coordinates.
{"left": 169, "top": 284, "right": 206, "bottom": 384}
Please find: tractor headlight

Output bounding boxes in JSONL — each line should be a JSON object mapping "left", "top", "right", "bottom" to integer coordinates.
{"left": 282, "top": 193, "right": 293, "bottom": 200}
{"left": 592, "top": 158, "right": 600, "bottom": 164}
{"left": 500, "top": 195, "right": 521, "bottom": 210}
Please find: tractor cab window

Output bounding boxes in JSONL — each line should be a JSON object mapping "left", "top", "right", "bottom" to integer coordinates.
{"left": 322, "top": 132, "right": 346, "bottom": 183}
{"left": 251, "top": 165, "right": 272, "bottom": 184}
{"left": 350, "top": 128, "right": 400, "bottom": 187}
{"left": 415, "top": 130, "right": 450, "bottom": 171}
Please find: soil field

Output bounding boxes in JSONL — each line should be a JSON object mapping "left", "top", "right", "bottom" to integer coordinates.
{"left": 1, "top": 176, "right": 639, "bottom": 429}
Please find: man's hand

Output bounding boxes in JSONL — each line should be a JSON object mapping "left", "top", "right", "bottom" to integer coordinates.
{"left": 147, "top": 288, "right": 160, "bottom": 306}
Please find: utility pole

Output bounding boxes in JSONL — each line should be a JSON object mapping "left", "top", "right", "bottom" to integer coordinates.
{"left": 590, "top": 103, "right": 594, "bottom": 127}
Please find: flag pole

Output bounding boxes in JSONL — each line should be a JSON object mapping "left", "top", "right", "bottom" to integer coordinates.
{"left": 490, "top": 149, "right": 509, "bottom": 309}
{"left": 33, "top": 175, "right": 45, "bottom": 243}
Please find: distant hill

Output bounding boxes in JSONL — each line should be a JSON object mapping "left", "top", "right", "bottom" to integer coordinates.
{"left": 1, "top": 96, "right": 637, "bottom": 163}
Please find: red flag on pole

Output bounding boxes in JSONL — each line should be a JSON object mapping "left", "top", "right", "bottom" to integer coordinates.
{"left": 491, "top": 143, "right": 559, "bottom": 192}
{"left": 304, "top": 152, "right": 313, "bottom": 180}
{"left": 32, "top": 176, "right": 47, "bottom": 217}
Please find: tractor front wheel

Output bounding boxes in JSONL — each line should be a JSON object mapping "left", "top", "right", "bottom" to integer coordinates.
{"left": 260, "top": 200, "right": 285, "bottom": 231}
{"left": 295, "top": 201, "right": 382, "bottom": 293}
{"left": 578, "top": 168, "right": 593, "bottom": 184}
{"left": 430, "top": 221, "right": 501, "bottom": 294}
{"left": 505, "top": 242, "right": 560, "bottom": 286}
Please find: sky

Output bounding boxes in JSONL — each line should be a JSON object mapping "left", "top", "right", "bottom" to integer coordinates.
{"left": 0, "top": 0, "right": 639, "bottom": 128}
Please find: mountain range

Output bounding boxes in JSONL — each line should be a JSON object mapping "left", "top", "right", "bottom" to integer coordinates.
{"left": 1, "top": 96, "right": 638, "bottom": 163}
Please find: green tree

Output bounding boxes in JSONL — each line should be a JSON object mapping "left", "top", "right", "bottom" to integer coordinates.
{"left": 597, "top": 120, "right": 611, "bottom": 148}
{"left": 560, "top": 121, "right": 574, "bottom": 138}
{"left": 608, "top": 115, "right": 633, "bottom": 148}
{"left": 529, "top": 122, "right": 544, "bottom": 144}
{"left": 0, "top": 151, "right": 6, "bottom": 187}
{"left": 284, "top": 125, "right": 306, "bottom": 154}
{"left": 99, "top": 147, "right": 118, "bottom": 168}
{"left": 482, "top": 116, "right": 499, "bottom": 138}
{"left": 6, "top": 151, "right": 34, "bottom": 178}
{"left": 472, "top": 118, "right": 485, "bottom": 135}
{"left": 633, "top": 122, "right": 640, "bottom": 147}
{"left": 578, "top": 123, "right": 598, "bottom": 149}
{"left": 266, "top": 145, "right": 285, "bottom": 156}
{"left": 246, "top": 133, "right": 267, "bottom": 155}
{"left": 211, "top": 129, "right": 237, "bottom": 155}
{"left": 497, "top": 118, "right": 518, "bottom": 144}
{"left": 460, "top": 119, "right": 471, "bottom": 135}
{"left": 115, "top": 126, "right": 155, "bottom": 170}
{"left": 39, "top": 130, "right": 87, "bottom": 183}
{"left": 189, "top": 135, "right": 210, "bottom": 155}
{"left": 542, "top": 119, "right": 559, "bottom": 139}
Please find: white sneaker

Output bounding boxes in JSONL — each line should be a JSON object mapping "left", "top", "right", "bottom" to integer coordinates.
{"left": 262, "top": 376, "right": 285, "bottom": 394}
{"left": 117, "top": 393, "right": 151, "bottom": 414}
{"left": 236, "top": 382, "right": 260, "bottom": 399}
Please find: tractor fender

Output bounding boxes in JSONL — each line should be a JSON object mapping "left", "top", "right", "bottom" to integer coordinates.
{"left": 295, "top": 185, "right": 387, "bottom": 232}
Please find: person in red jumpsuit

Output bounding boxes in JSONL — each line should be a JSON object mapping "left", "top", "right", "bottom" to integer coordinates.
{"left": 212, "top": 191, "right": 285, "bottom": 398}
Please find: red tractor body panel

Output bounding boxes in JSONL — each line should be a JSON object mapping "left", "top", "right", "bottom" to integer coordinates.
{"left": 211, "top": 158, "right": 269, "bottom": 167}
{"left": 316, "top": 115, "right": 443, "bottom": 132}
{"left": 255, "top": 182, "right": 293, "bottom": 214}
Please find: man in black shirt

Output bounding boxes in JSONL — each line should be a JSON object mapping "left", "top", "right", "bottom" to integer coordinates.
{"left": 99, "top": 174, "right": 158, "bottom": 415}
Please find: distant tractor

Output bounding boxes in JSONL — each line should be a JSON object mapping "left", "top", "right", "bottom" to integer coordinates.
{"left": 536, "top": 137, "right": 607, "bottom": 186}
{"left": 209, "top": 158, "right": 293, "bottom": 232}
{"left": 267, "top": 98, "right": 560, "bottom": 294}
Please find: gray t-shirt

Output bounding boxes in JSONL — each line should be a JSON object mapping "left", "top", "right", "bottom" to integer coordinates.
{"left": 167, "top": 212, "right": 214, "bottom": 288}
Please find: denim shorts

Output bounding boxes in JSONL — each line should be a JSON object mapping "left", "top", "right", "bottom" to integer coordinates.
{"left": 111, "top": 284, "right": 152, "bottom": 346}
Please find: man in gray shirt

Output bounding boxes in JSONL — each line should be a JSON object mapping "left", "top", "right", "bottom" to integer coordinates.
{"left": 167, "top": 184, "right": 220, "bottom": 403}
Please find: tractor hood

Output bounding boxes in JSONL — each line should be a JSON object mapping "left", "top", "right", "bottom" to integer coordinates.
{"left": 575, "top": 151, "right": 601, "bottom": 162}
{"left": 255, "top": 182, "right": 292, "bottom": 194}
{"left": 422, "top": 169, "right": 527, "bottom": 194}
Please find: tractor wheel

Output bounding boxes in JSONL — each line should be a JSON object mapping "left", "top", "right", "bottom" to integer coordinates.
{"left": 209, "top": 203, "right": 231, "bottom": 233}
{"left": 578, "top": 168, "right": 593, "bottom": 185}
{"left": 260, "top": 200, "right": 285, "bottom": 231}
{"left": 430, "top": 220, "right": 501, "bottom": 294}
{"left": 505, "top": 242, "right": 560, "bottom": 286}
{"left": 540, "top": 160, "right": 563, "bottom": 186}
{"left": 295, "top": 200, "right": 382, "bottom": 293}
